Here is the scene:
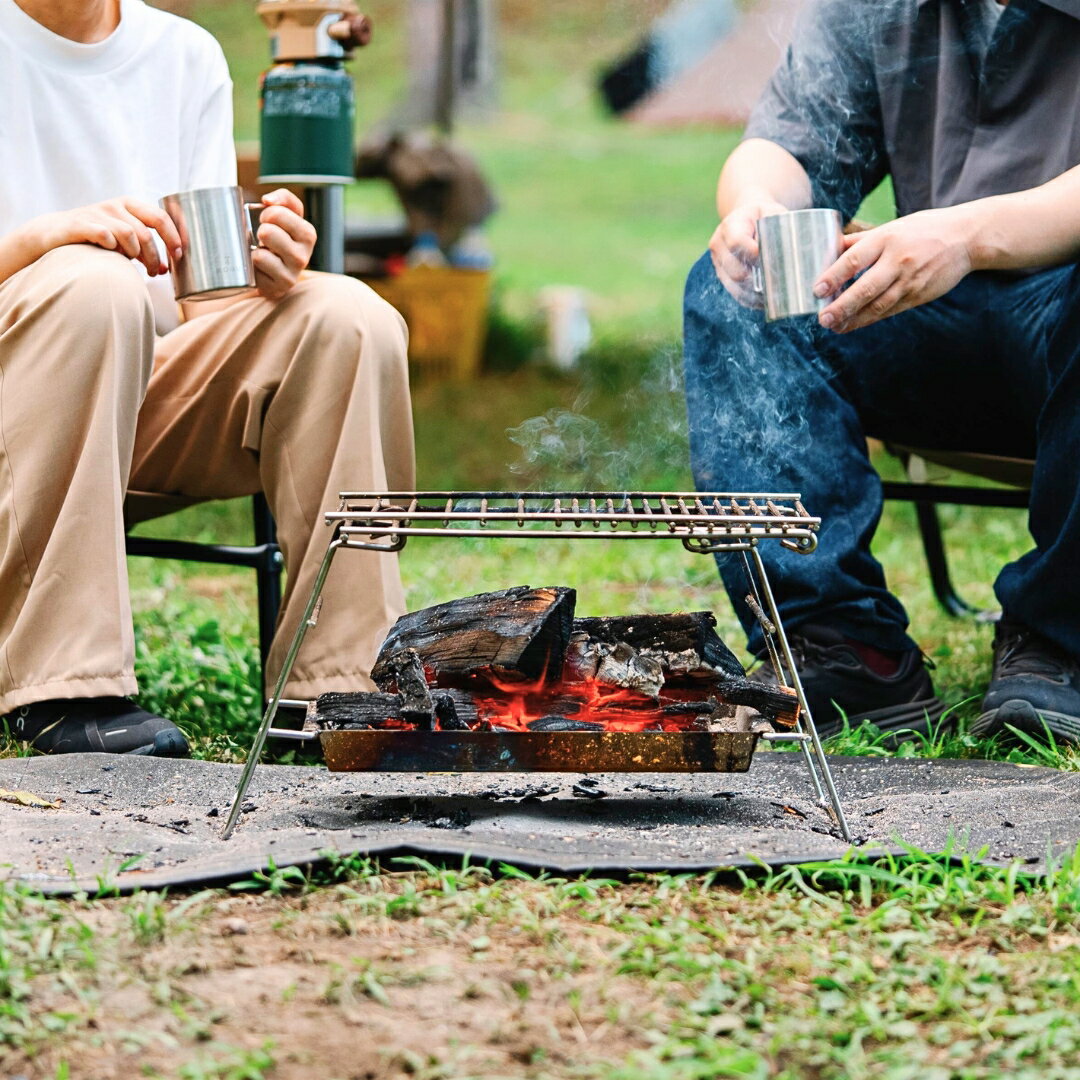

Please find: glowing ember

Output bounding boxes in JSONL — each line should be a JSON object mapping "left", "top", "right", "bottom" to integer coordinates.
{"left": 412, "top": 674, "right": 719, "bottom": 733}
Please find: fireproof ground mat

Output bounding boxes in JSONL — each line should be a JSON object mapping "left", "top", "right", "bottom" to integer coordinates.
{"left": 2, "top": 753, "right": 1079, "bottom": 894}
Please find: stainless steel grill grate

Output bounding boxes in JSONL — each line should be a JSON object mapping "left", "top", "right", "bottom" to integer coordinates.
{"left": 329, "top": 491, "right": 820, "bottom": 553}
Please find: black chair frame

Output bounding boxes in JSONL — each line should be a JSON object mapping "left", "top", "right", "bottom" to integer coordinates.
{"left": 880, "top": 478, "right": 1029, "bottom": 617}
{"left": 125, "top": 493, "right": 283, "bottom": 677}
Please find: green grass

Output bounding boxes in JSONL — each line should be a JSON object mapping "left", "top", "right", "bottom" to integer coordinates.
{"left": 6, "top": 851, "right": 1080, "bottom": 1077}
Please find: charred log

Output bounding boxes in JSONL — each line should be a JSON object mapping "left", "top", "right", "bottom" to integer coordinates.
{"left": 527, "top": 715, "right": 604, "bottom": 732}
{"left": 314, "top": 689, "right": 478, "bottom": 731}
{"left": 382, "top": 648, "right": 435, "bottom": 729}
{"left": 313, "top": 691, "right": 403, "bottom": 730}
{"left": 373, "top": 586, "right": 577, "bottom": 686}
{"left": 573, "top": 612, "right": 744, "bottom": 678}
{"left": 660, "top": 701, "right": 716, "bottom": 716}
{"left": 565, "top": 632, "right": 664, "bottom": 697}
{"left": 594, "top": 641, "right": 664, "bottom": 697}
{"left": 711, "top": 676, "right": 798, "bottom": 726}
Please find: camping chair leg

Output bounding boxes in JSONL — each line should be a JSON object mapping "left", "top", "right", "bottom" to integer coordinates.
{"left": 252, "top": 493, "right": 284, "bottom": 678}
{"left": 913, "top": 499, "right": 978, "bottom": 617}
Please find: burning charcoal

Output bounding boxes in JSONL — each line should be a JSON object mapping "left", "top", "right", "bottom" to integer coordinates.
{"left": 386, "top": 648, "right": 435, "bottom": 729}
{"left": 527, "top": 715, "right": 604, "bottom": 732}
{"left": 563, "top": 631, "right": 600, "bottom": 683}
{"left": 548, "top": 696, "right": 584, "bottom": 715}
{"left": 707, "top": 700, "right": 746, "bottom": 733}
{"left": 433, "top": 692, "right": 471, "bottom": 731}
{"left": 477, "top": 720, "right": 516, "bottom": 732}
{"left": 574, "top": 612, "right": 745, "bottom": 678}
{"left": 594, "top": 641, "right": 665, "bottom": 698}
{"left": 660, "top": 701, "right": 715, "bottom": 715}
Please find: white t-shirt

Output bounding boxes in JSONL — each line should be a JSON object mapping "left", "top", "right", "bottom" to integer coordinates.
{"left": 0, "top": 0, "right": 236, "bottom": 331}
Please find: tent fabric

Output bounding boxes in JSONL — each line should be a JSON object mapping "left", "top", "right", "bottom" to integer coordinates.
{"left": 628, "top": 0, "right": 806, "bottom": 129}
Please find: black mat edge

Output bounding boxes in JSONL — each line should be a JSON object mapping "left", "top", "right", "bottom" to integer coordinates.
{"left": 5, "top": 836, "right": 910, "bottom": 897}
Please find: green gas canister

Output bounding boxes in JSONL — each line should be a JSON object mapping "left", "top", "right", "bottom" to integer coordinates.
{"left": 259, "top": 60, "right": 355, "bottom": 184}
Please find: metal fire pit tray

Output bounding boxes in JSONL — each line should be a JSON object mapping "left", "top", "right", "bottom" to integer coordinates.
{"left": 317, "top": 729, "right": 766, "bottom": 773}
{"left": 223, "top": 490, "right": 851, "bottom": 843}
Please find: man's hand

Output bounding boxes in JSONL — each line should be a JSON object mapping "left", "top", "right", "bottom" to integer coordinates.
{"left": 252, "top": 189, "right": 317, "bottom": 301}
{"left": 814, "top": 207, "right": 978, "bottom": 333}
{"left": 709, "top": 198, "right": 789, "bottom": 307}
{"left": 17, "top": 198, "right": 183, "bottom": 276}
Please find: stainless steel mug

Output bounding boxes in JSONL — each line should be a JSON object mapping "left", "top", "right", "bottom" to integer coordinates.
{"left": 753, "top": 208, "right": 844, "bottom": 321}
{"left": 160, "top": 186, "right": 263, "bottom": 301}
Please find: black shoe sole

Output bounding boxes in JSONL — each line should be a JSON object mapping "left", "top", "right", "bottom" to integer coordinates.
{"left": 32, "top": 727, "right": 191, "bottom": 757}
{"left": 972, "top": 699, "right": 1080, "bottom": 744}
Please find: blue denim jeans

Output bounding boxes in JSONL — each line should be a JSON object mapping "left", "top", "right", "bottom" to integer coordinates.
{"left": 683, "top": 252, "right": 1080, "bottom": 657}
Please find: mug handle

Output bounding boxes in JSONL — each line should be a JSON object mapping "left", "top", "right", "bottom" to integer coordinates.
{"left": 244, "top": 203, "right": 265, "bottom": 250}
{"left": 751, "top": 263, "right": 763, "bottom": 293}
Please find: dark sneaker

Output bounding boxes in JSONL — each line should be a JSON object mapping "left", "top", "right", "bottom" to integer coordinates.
{"left": 753, "top": 624, "right": 945, "bottom": 739}
{"left": 972, "top": 619, "right": 1080, "bottom": 743}
{"left": 2, "top": 697, "right": 189, "bottom": 756}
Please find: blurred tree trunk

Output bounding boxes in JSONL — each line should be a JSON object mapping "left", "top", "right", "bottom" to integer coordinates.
{"left": 388, "top": 0, "right": 498, "bottom": 132}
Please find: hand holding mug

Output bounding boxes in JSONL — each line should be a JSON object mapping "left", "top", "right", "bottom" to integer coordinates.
{"left": 21, "top": 198, "right": 183, "bottom": 277}
{"left": 251, "top": 189, "right": 317, "bottom": 301}
{"left": 709, "top": 198, "right": 789, "bottom": 307}
{"left": 160, "top": 186, "right": 317, "bottom": 303}
{"left": 813, "top": 206, "right": 976, "bottom": 332}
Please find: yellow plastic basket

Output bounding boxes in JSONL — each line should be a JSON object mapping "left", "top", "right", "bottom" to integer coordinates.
{"left": 364, "top": 266, "right": 492, "bottom": 381}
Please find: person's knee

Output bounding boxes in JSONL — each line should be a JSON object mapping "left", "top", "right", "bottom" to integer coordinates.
{"left": 16, "top": 246, "right": 154, "bottom": 388}
{"left": 39, "top": 245, "right": 150, "bottom": 322}
{"left": 288, "top": 272, "right": 409, "bottom": 385}
{"left": 684, "top": 251, "right": 763, "bottom": 401}
{"left": 683, "top": 250, "right": 819, "bottom": 388}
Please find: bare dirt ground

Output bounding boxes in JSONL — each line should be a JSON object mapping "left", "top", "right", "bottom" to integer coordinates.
{"left": 8, "top": 860, "right": 1080, "bottom": 1079}
{"left": 6, "top": 876, "right": 666, "bottom": 1080}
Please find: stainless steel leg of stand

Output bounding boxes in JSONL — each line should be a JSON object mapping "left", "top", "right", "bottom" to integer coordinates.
{"left": 305, "top": 185, "right": 346, "bottom": 275}
{"left": 222, "top": 535, "right": 344, "bottom": 839}
{"left": 740, "top": 550, "right": 825, "bottom": 804}
{"left": 750, "top": 545, "right": 853, "bottom": 843}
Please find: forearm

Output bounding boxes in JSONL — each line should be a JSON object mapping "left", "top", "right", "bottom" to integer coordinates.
{"left": 0, "top": 224, "right": 47, "bottom": 287}
{"left": 717, "top": 138, "right": 814, "bottom": 218}
{"left": 967, "top": 166, "right": 1080, "bottom": 272}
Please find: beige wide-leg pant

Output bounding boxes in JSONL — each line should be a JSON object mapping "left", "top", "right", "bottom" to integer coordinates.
{"left": 0, "top": 244, "right": 415, "bottom": 715}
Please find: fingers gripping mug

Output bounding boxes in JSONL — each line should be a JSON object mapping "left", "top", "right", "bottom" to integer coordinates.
{"left": 160, "top": 185, "right": 264, "bottom": 301}
{"left": 751, "top": 208, "right": 844, "bottom": 322}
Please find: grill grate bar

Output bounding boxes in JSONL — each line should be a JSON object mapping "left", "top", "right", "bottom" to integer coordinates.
{"left": 329, "top": 491, "right": 819, "bottom": 545}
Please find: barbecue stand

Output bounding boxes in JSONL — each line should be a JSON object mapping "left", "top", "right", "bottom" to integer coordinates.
{"left": 224, "top": 492, "right": 852, "bottom": 842}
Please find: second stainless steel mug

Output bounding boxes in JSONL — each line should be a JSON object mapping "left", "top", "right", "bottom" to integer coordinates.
{"left": 160, "top": 186, "right": 263, "bottom": 301}
{"left": 753, "top": 208, "right": 844, "bottom": 322}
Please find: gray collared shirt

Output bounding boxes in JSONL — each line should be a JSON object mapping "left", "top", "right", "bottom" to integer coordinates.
{"left": 744, "top": 0, "right": 1080, "bottom": 221}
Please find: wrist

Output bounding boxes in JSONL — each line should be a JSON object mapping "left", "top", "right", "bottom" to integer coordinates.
{"left": 960, "top": 198, "right": 1005, "bottom": 273}
{"left": 735, "top": 189, "right": 787, "bottom": 215}
{"left": 10, "top": 219, "right": 51, "bottom": 265}
{"left": 0, "top": 221, "right": 50, "bottom": 285}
